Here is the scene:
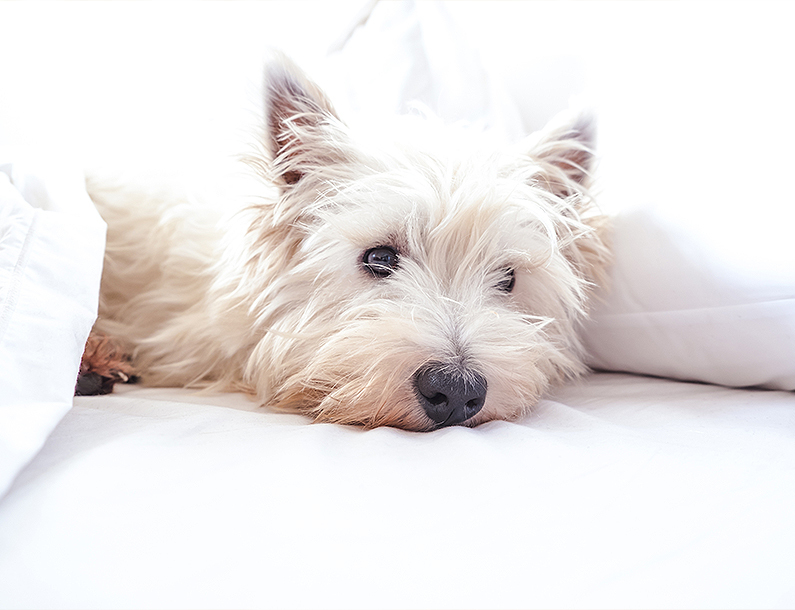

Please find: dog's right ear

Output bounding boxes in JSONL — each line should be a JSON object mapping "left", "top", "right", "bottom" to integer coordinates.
{"left": 264, "top": 54, "right": 347, "bottom": 188}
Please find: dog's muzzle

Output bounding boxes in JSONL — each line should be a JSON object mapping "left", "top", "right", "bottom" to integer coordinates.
{"left": 413, "top": 363, "right": 487, "bottom": 427}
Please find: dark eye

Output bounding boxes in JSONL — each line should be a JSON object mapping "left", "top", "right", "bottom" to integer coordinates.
{"left": 363, "top": 246, "right": 399, "bottom": 277}
{"left": 496, "top": 268, "right": 515, "bottom": 293}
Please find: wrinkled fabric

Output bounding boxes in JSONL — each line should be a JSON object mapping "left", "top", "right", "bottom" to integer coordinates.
{"left": 0, "top": 157, "right": 105, "bottom": 499}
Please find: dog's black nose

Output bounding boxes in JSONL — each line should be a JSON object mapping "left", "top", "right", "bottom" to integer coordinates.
{"left": 414, "top": 364, "right": 487, "bottom": 427}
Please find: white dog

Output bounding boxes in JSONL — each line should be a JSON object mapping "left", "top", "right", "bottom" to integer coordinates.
{"left": 83, "top": 55, "right": 610, "bottom": 431}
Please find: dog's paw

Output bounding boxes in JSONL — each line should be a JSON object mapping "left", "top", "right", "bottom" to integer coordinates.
{"left": 75, "top": 331, "right": 136, "bottom": 396}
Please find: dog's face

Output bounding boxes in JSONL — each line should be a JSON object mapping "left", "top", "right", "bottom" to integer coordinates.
{"left": 236, "top": 57, "right": 609, "bottom": 431}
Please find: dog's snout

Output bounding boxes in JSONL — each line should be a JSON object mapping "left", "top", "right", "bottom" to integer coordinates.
{"left": 414, "top": 364, "right": 487, "bottom": 427}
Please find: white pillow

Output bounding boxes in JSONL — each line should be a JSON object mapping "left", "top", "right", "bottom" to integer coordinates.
{"left": 0, "top": 156, "right": 106, "bottom": 498}
{"left": 574, "top": 3, "right": 795, "bottom": 392}
{"left": 581, "top": 208, "right": 795, "bottom": 391}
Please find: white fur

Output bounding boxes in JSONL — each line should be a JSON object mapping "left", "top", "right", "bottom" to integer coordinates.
{"left": 89, "top": 56, "right": 609, "bottom": 431}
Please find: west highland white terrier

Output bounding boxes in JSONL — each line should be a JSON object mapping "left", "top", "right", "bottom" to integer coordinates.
{"left": 81, "top": 55, "right": 610, "bottom": 431}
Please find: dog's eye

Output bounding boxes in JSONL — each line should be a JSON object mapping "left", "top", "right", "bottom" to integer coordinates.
{"left": 496, "top": 268, "right": 515, "bottom": 293}
{"left": 363, "top": 246, "right": 399, "bottom": 277}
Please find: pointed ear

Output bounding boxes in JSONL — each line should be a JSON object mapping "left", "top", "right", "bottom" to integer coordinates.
{"left": 264, "top": 54, "right": 347, "bottom": 187}
{"left": 525, "top": 112, "right": 610, "bottom": 288}
{"left": 526, "top": 111, "right": 596, "bottom": 198}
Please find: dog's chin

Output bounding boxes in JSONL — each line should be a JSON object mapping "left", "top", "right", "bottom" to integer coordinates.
{"left": 267, "top": 385, "right": 444, "bottom": 431}
{"left": 266, "top": 382, "right": 532, "bottom": 432}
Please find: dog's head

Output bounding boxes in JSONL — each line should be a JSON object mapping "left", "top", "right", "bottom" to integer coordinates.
{"left": 238, "top": 56, "right": 609, "bottom": 430}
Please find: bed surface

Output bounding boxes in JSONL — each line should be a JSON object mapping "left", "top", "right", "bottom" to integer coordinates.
{"left": 2, "top": 373, "right": 794, "bottom": 608}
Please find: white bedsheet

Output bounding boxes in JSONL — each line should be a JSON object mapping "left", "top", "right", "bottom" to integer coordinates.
{"left": 1, "top": 373, "right": 793, "bottom": 608}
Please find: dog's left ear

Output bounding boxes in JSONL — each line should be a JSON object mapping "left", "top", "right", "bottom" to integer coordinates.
{"left": 527, "top": 112, "right": 611, "bottom": 287}
{"left": 263, "top": 54, "right": 348, "bottom": 187}
{"left": 525, "top": 112, "right": 595, "bottom": 199}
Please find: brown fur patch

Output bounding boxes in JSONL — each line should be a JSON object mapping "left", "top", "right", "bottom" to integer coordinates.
{"left": 76, "top": 332, "right": 135, "bottom": 395}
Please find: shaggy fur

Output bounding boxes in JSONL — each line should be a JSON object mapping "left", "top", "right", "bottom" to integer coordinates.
{"left": 86, "top": 55, "right": 610, "bottom": 431}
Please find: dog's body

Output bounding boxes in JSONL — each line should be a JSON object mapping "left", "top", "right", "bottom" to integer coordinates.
{"left": 86, "top": 56, "right": 609, "bottom": 431}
